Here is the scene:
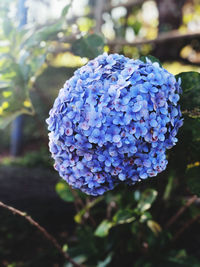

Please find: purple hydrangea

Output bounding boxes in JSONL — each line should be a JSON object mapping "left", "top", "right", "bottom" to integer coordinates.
{"left": 46, "top": 53, "right": 183, "bottom": 196}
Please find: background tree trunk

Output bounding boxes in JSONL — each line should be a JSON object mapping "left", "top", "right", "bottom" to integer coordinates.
{"left": 154, "top": 0, "right": 187, "bottom": 61}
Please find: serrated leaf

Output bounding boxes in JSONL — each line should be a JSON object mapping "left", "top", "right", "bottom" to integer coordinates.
{"left": 186, "top": 166, "right": 200, "bottom": 197}
{"left": 95, "top": 220, "right": 113, "bottom": 237}
{"left": 175, "top": 72, "right": 200, "bottom": 118}
{"left": 55, "top": 181, "right": 75, "bottom": 202}
{"left": 72, "top": 33, "right": 105, "bottom": 59}
{"left": 113, "top": 209, "right": 135, "bottom": 224}
{"left": 137, "top": 189, "right": 158, "bottom": 212}
{"left": 140, "top": 55, "right": 162, "bottom": 67}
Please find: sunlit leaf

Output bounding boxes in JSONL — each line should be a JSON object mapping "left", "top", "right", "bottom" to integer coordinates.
{"left": 55, "top": 181, "right": 75, "bottom": 202}
{"left": 113, "top": 209, "right": 136, "bottom": 224}
{"left": 147, "top": 220, "right": 162, "bottom": 236}
{"left": 139, "top": 211, "right": 152, "bottom": 223}
{"left": 2, "top": 90, "right": 12, "bottom": 97}
{"left": 64, "top": 255, "right": 87, "bottom": 267}
{"left": 95, "top": 220, "right": 113, "bottom": 237}
{"left": 137, "top": 189, "right": 158, "bottom": 212}
{"left": 62, "top": 243, "right": 68, "bottom": 252}
{"left": 97, "top": 254, "right": 112, "bottom": 267}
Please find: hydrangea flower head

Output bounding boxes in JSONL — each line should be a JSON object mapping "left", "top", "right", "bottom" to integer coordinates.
{"left": 46, "top": 53, "right": 183, "bottom": 196}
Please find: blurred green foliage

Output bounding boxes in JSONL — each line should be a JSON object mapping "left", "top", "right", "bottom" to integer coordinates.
{"left": 0, "top": 1, "right": 105, "bottom": 129}
{"left": 0, "top": 147, "right": 52, "bottom": 168}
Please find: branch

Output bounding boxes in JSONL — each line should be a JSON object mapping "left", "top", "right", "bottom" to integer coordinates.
{"left": 104, "top": 0, "right": 146, "bottom": 12}
{"left": 66, "top": 0, "right": 146, "bottom": 25}
{"left": 165, "top": 195, "right": 198, "bottom": 229}
{"left": 0, "top": 201, "right": 83, "bottom": 267}
{"left": 172, "top": 213, "right": 200, "bottom": 242}
{"left": 107, "top": 30, "right": 200, "bottom": 47}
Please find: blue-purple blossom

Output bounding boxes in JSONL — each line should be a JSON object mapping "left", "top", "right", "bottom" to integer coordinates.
{"left": 46, "top": 53, "right": 183, "bottom": 196}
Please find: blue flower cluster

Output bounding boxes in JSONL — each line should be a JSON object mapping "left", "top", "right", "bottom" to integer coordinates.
{"left": 46, "top": 53, "right": 183, "bottom": 196}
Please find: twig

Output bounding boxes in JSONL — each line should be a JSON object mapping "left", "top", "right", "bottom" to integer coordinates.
{"left": 69, "top": 187, "right": 85, "bottom": 216}
{"left": 172, "top": 213, "right": 200, "bottom": 242}
{"left": 84, "top": 197, "right": 97, "bottom": 227}
{"left": 165, "top": 195, "right": 198, "bottom": 229}
{"left": 0, "top": 201, "right": 83, "bottom": 267}
{"left": 70, "top": 188, "right": 85, "bottom": 209}
{"left": 107, "top": 30, "right": 200, "bottom": 47}
{"left": 106, "top": 201, "right": 117, "bottom": 219}
{"left": 57, "top": 30, "right": 200, "bottom": 56}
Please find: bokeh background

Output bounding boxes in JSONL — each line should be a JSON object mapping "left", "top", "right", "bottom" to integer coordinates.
{"left": 0, "top": 0, "right": 200, "bottom": 266}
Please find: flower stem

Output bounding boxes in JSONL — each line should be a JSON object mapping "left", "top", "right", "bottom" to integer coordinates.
{"left": 0, "top": 200, "right": 83, "bottom": 267}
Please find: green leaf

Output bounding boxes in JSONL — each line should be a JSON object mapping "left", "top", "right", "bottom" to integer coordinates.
{"left": 95, "top": 220, "right": 113, "bottom": 237}
{"left": 113, "top": 209, "right": 136, "bottom": 224}
{"left": 137, "top": 189, "right": 158, "bottom": 212}
{"left": 55, "top": 181, "right": 75, "bottom": 202}
{"left": 163, "top": 172, "right": 174, "bottom": 201}
{"left": 147, "top": 220, "right": 162, "bottom": 236}
{"left": 97, "top": 254, "right": 113, "bottom": 267}
{"left": 72, "top": 34, "right": 105, "bottom": 59}
{"left": 64, "top": 255, "right": 87, "bottom": 267}
{"left": 132, "top": 21, "right": 142, "bottom": 35}
{"left": 74, "top": 210, "right": 84, "bottom": 224}
{"left": 175, "top": 72, "right": 200, "bottom": 118}
{"left": 140, "top": 55, "right": 162, "bottom": 67}
{"left": 186, "top": 165, "right": 200, "bottom": 197}
{"left": 165, "top": 250, "right": 200, "bottom": 266}
{"left": 62, "top": 244, "right": 68, "bottom": 252}
{"left": 61, "top": 4, "right": 70, "bottom": 17}
{"left": 139, "top": 211, "right": 152, "bottom": 223}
